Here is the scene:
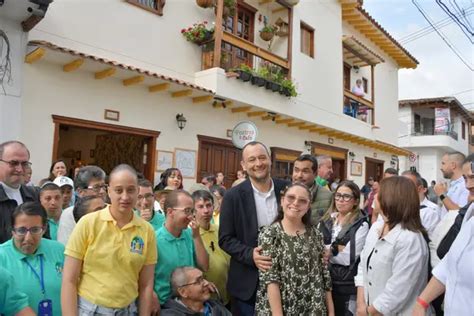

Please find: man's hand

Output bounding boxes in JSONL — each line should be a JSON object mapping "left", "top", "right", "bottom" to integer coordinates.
{"left": 434, "top": 182, "right": 448, "bottom": 196}
{"left": 140, "top": 208, "right": 153, "bottom": 221}
{"left": 189, "top": 218, "right": 200, "bottom": 238}
{"left": 253, "top": 246, "right": 272, "bottom": 272}
{"left": 151, "top": 291, "right": 161, "bottom": 316}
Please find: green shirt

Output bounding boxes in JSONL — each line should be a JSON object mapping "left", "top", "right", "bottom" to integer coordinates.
{"left": 48, "top": 218, "right": 59, "bottom": 240}
{"left": 154, "top": 226, "right": 196, "bottom": 304}
{"left": 0, "top": 266, "right": 30, "bottom": 315}
{"left": 134, "top": 210, "right": 165, "bottom": 231}
{"left": 0, "top": 238, "right": 65, "bottom": 315}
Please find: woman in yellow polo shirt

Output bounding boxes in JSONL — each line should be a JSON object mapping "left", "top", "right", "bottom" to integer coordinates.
{"left": 61, "top": 164, "right": 158, "bottom": 315}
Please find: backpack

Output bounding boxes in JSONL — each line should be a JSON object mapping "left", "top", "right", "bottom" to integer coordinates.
{"left": 437, "top": 203, "right": 471, "bottom": 259}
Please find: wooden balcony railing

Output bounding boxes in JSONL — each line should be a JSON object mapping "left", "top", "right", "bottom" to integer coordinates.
{"left": 344, "top": 89, "right": 374, "bottom": 124}
{"left": 202, "top": 32, "right": 290, "bottom": 75}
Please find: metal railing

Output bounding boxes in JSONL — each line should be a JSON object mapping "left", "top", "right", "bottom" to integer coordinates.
{"left": 412, "top": 125, "right": 458, "bottom": 141}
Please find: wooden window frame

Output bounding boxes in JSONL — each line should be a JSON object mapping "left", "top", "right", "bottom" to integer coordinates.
{"left": 362, "top": 77, "right": 368, "bottom": 94}
{"left": 300, "top": 21, "right": 314, "bottom": 58}
{"left": 126, "top": 0, "right": 165, "bottom": 16}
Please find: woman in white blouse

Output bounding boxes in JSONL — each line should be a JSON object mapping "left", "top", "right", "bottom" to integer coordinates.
{"left": 355, "top": 176, "right": 430, "bottom": 316}
{"left": 320, "top": 180, "right": 369, "bottom": 315}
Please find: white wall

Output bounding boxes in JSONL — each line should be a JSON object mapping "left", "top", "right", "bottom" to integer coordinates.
{"left": 26, "top": 0, "right": 405, "bottom": 147}
{"left": 22, "top": 60, "right": 394, "bottom": 188}
{"left": 0, "top": 17, "right": 29, "bottom": 142}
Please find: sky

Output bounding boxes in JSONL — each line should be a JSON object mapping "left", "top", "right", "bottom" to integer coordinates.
{"left": 363, "top": 0, "right": 474, "bottom": 111}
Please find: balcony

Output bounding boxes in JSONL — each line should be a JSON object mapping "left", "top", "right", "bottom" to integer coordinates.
{"left": 412, "top": 125, "right": 458, "bottom": 141}
{"left": 342, "top": 35, "right": 384, "bottom": 125}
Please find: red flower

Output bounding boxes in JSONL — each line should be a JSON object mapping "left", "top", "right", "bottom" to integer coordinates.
{"left": 181, "top": 29, "right": 186, "bottom": 33}
{"left": 204, "top": 21, "right": 208, "bottom": 24}
{"left": 188, "top": 27, "right": 192, "bottom": 31}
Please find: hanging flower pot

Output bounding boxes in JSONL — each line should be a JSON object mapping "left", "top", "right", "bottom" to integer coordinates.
{"left": 286, "top": 0, "right": 300, "bottom": 6}
{"left": 259, "top": 25, "right": 276, "bottom": 42}
{"left": 196, "top": 0, "right": 214, "bottom": 8}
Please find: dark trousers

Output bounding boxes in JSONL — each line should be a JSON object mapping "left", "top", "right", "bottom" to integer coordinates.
{"left": 231, "top": 294, "right": 255, "bottom": 316}
{"left": 432, "top": 294, "right": 444, "bottom": 316}
{"left": 333, "top": 292, "right": 354, "bottom": 316}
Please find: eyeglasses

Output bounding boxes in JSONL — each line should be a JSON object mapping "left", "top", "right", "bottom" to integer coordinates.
{"left": 284, "top": 194, "right": 310, "bottom": 206}
{"left": 173, "top": 207, "right": 195, "bottom": 216}
{"left": 86, "top": 184, "right": 108, "bottom": 193}
{"left": 13, "top": 226, "right": 44, "bottom": 236}
{"left": 179, "top": 276, "right": 207, "bottom": 288}
{"left": 0, "top": 159, "right": 32, "bottom": 169}
{"left": 334, "top": 193, "right": 354, "bottom": 202}
{"left": 138, "top": 193, "right": 154, "bottom": 200}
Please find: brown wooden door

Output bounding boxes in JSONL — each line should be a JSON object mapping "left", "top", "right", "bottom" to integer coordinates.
{"left": 343, "top": 63, "right": 351, "bottom": 90}
{"left": 198, "top": 136, "right": 242, "bottom": 188}
{"left": 222, "top": 3, "right": 255, "bottom": 70}
{"left": 332, "top": 158, "right": 346, "bottom": 182}
{"left": 365, "top": 158, "right": 384, "bottom": 182}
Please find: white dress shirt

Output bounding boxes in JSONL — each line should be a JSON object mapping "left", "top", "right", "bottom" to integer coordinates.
{"left": 429, "top": 210, "right": 459, "bottom": 268}
{"left": 441, "top": 176, "right": 469, "bottom": 218}
{"left": 355, "top": 221, "right": 430, "bottom": 315}
{"left": 432, "top": 217, "right": 474, "bottom": 315}
{"left": 0, "top": 182, "right": 23, "bottom": 205}
{"left": 420, "top": 198, "right": 441, "bottom": 238}
{"left": 251, "top": 181, "right": 277, "bottom": 228}
{"left": 330, "top": 221, "right": 369, "bottom": 266}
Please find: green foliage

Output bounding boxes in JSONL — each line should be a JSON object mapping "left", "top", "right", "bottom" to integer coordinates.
{"left": 181, "top": 21, "right": 214, "bottom": 43}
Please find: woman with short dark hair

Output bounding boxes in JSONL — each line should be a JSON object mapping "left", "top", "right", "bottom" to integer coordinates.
{"left": 0, "top": 202, "right": 65, "bottom": 315}
{"left": 355, "top": 176, "right": 430, "bottom": 316}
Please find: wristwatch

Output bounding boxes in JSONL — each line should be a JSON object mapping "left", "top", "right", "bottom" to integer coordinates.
{"left": 439, "top": 194, "right": 446, "bottom": 201}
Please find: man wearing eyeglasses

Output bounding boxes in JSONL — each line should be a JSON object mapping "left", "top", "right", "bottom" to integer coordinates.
{"left": 154, "top": 190, "right": 209, "bottom": 307}
{"left": 0, "top": 141, "right": 38, "bottom": 244}
{"left": 57, "top": 165, "right": 107, "bottom": 245}
{"left": 161, "top": 266, "right": 231, "bottom": 315}
{"left": 135, "top": 179, "right": 165, "bottom": 231}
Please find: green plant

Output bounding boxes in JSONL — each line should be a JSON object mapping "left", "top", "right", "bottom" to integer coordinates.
{"left": 223, "top": 0, "right": 236, "bottom": 17}
{"left": 281, "top": 78, "right": 298, "bottom": 97}
{"left": 256, "top": 66, "right": 270, "bottom": 79}
{"left": 260, "top": 25, "right": 277, "bottom": 34}
{"left": 181, "top": 21, "right": 214, "bottom": 43}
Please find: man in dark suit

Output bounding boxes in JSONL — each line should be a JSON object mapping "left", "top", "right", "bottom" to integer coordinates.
{"left": 219, "top": 141, "right": 289, "bottom": 315}
{"left": 0, "top": 141, "right": 38, "bottom": 243}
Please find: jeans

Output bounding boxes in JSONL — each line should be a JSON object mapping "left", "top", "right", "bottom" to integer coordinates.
{"left": 233, "top": 297, "right": 255, "bottom": 316}
{"left": 78, "top": 296, "right": 138, "bottom": 316}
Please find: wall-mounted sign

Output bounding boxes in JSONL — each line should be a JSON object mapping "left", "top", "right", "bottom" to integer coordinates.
{"left": 232, "top": 121, "right": 258, "bottom": 149}
{"left": 104, "top": 109, "right": 120, "bottom": 121}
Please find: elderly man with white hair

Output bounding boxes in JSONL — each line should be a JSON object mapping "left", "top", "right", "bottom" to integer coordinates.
{"left": 161, "top": 266, "right": 231, "bottom": 315}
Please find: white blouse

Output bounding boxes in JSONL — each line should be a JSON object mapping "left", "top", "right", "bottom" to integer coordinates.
{"left": 355, "top": 221, "right": 430, "bottom": 315}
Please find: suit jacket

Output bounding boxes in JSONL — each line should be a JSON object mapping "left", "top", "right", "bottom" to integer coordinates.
{"left": 218, "top": 178, "right": 289, "bottom": 301}
{"left": 0, "top": 184, "right": 39, "bottom": 243}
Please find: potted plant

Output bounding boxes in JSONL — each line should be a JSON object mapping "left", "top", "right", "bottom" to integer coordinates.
{"left": 181, "top": 21, "right": 214, "bottom": 45}
{"left": 251, "top": 67, "right": 266, "bottom": 87}
{"left": 260, "top": 25, "right": 276, "bottom": 41}
{"left": 196, "top": 0, "right": 214, "bottom": 8}
{"left": 233, "top": 64, "right": 253, "bottom": 82}
{"left": 223, "top": 0, "right": 236, "bottom": 18}
{"left": 280, "top": 78, "right": 297, "bottom": 97}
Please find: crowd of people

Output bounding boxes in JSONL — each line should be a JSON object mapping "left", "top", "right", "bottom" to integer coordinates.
{"left": 0, "top": 140, "right": 472, "bottom": 316}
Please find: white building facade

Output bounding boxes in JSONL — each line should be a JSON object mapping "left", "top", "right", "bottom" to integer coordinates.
{"left": 2, "top": 0, "right": 418, "bottom": 187}
{"left": 398, "top": 97, "right": 474, "bottom": 183}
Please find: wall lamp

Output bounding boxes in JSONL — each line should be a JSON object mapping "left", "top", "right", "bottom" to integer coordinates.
{"left": 176, "top": 113, "right": 187, "bottom": 130}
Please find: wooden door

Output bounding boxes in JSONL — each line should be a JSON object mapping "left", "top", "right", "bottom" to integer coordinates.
{"left": 197, "top": 135, "right": 242, "bottom": 188}
{"left": 365, "top": 158, "right": 384, "bottom": 182}
{"left": 343, "top": 63, "right": 351, "bottom": 90}
{"left": 332, "top": 158, "right": 346, "bottom": 182}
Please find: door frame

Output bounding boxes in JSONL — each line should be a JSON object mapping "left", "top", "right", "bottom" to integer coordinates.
{"left": 52, "top": 115, "right": 160, "bottom": 183}
{"left": 364, "top": 157, "right": 385, "bottom": 183}
{"left": 310, "top": 141, "right": 348, "bottom": 180}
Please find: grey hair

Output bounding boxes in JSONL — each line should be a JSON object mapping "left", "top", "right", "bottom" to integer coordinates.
{"left": 170, "top": 266, "right": 196, "bottom": 298}
{"left": 74, "top": 165, "right": 106, "bottom": 190}
{"left": 316, "top": 155, "right": 331, "bottom": 166}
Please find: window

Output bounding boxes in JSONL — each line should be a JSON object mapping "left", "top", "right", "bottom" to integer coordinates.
{"left": 462, "top": 121, "right": 466, "bottom": 139}
{"left": 362, "top": 77, "right": 368, "bottom": 94}
{"left": 300, "top": 22, "right": 314, "bottom": 58}
{"left": 414, "top": 114, "right": 421, "bottom": 133}
{"left": 126, "top": 0, "right": 165, "bottom": 16}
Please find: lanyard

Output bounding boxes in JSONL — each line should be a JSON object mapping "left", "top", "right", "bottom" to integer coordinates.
{"left": 23, "top": 255, "right": 46, "bottom": 295}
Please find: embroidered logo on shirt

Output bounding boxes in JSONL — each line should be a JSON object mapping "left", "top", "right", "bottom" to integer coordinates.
{"left": 130, "top": 236, "right": 145, "bottom": 255}
{"left": 55, "top": 261, "right": 63, "bottom": 275}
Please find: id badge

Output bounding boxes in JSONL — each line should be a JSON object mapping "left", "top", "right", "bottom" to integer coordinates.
{"left": 38, "top": 299, "right": 53, "bottom": 316}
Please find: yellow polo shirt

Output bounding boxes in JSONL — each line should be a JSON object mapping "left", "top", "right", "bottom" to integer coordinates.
{"left": 65, "top": 206, "right": 157, "bottom": 308}
{"left": 200, "top": 223, "right": 230, "bottom": 304}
